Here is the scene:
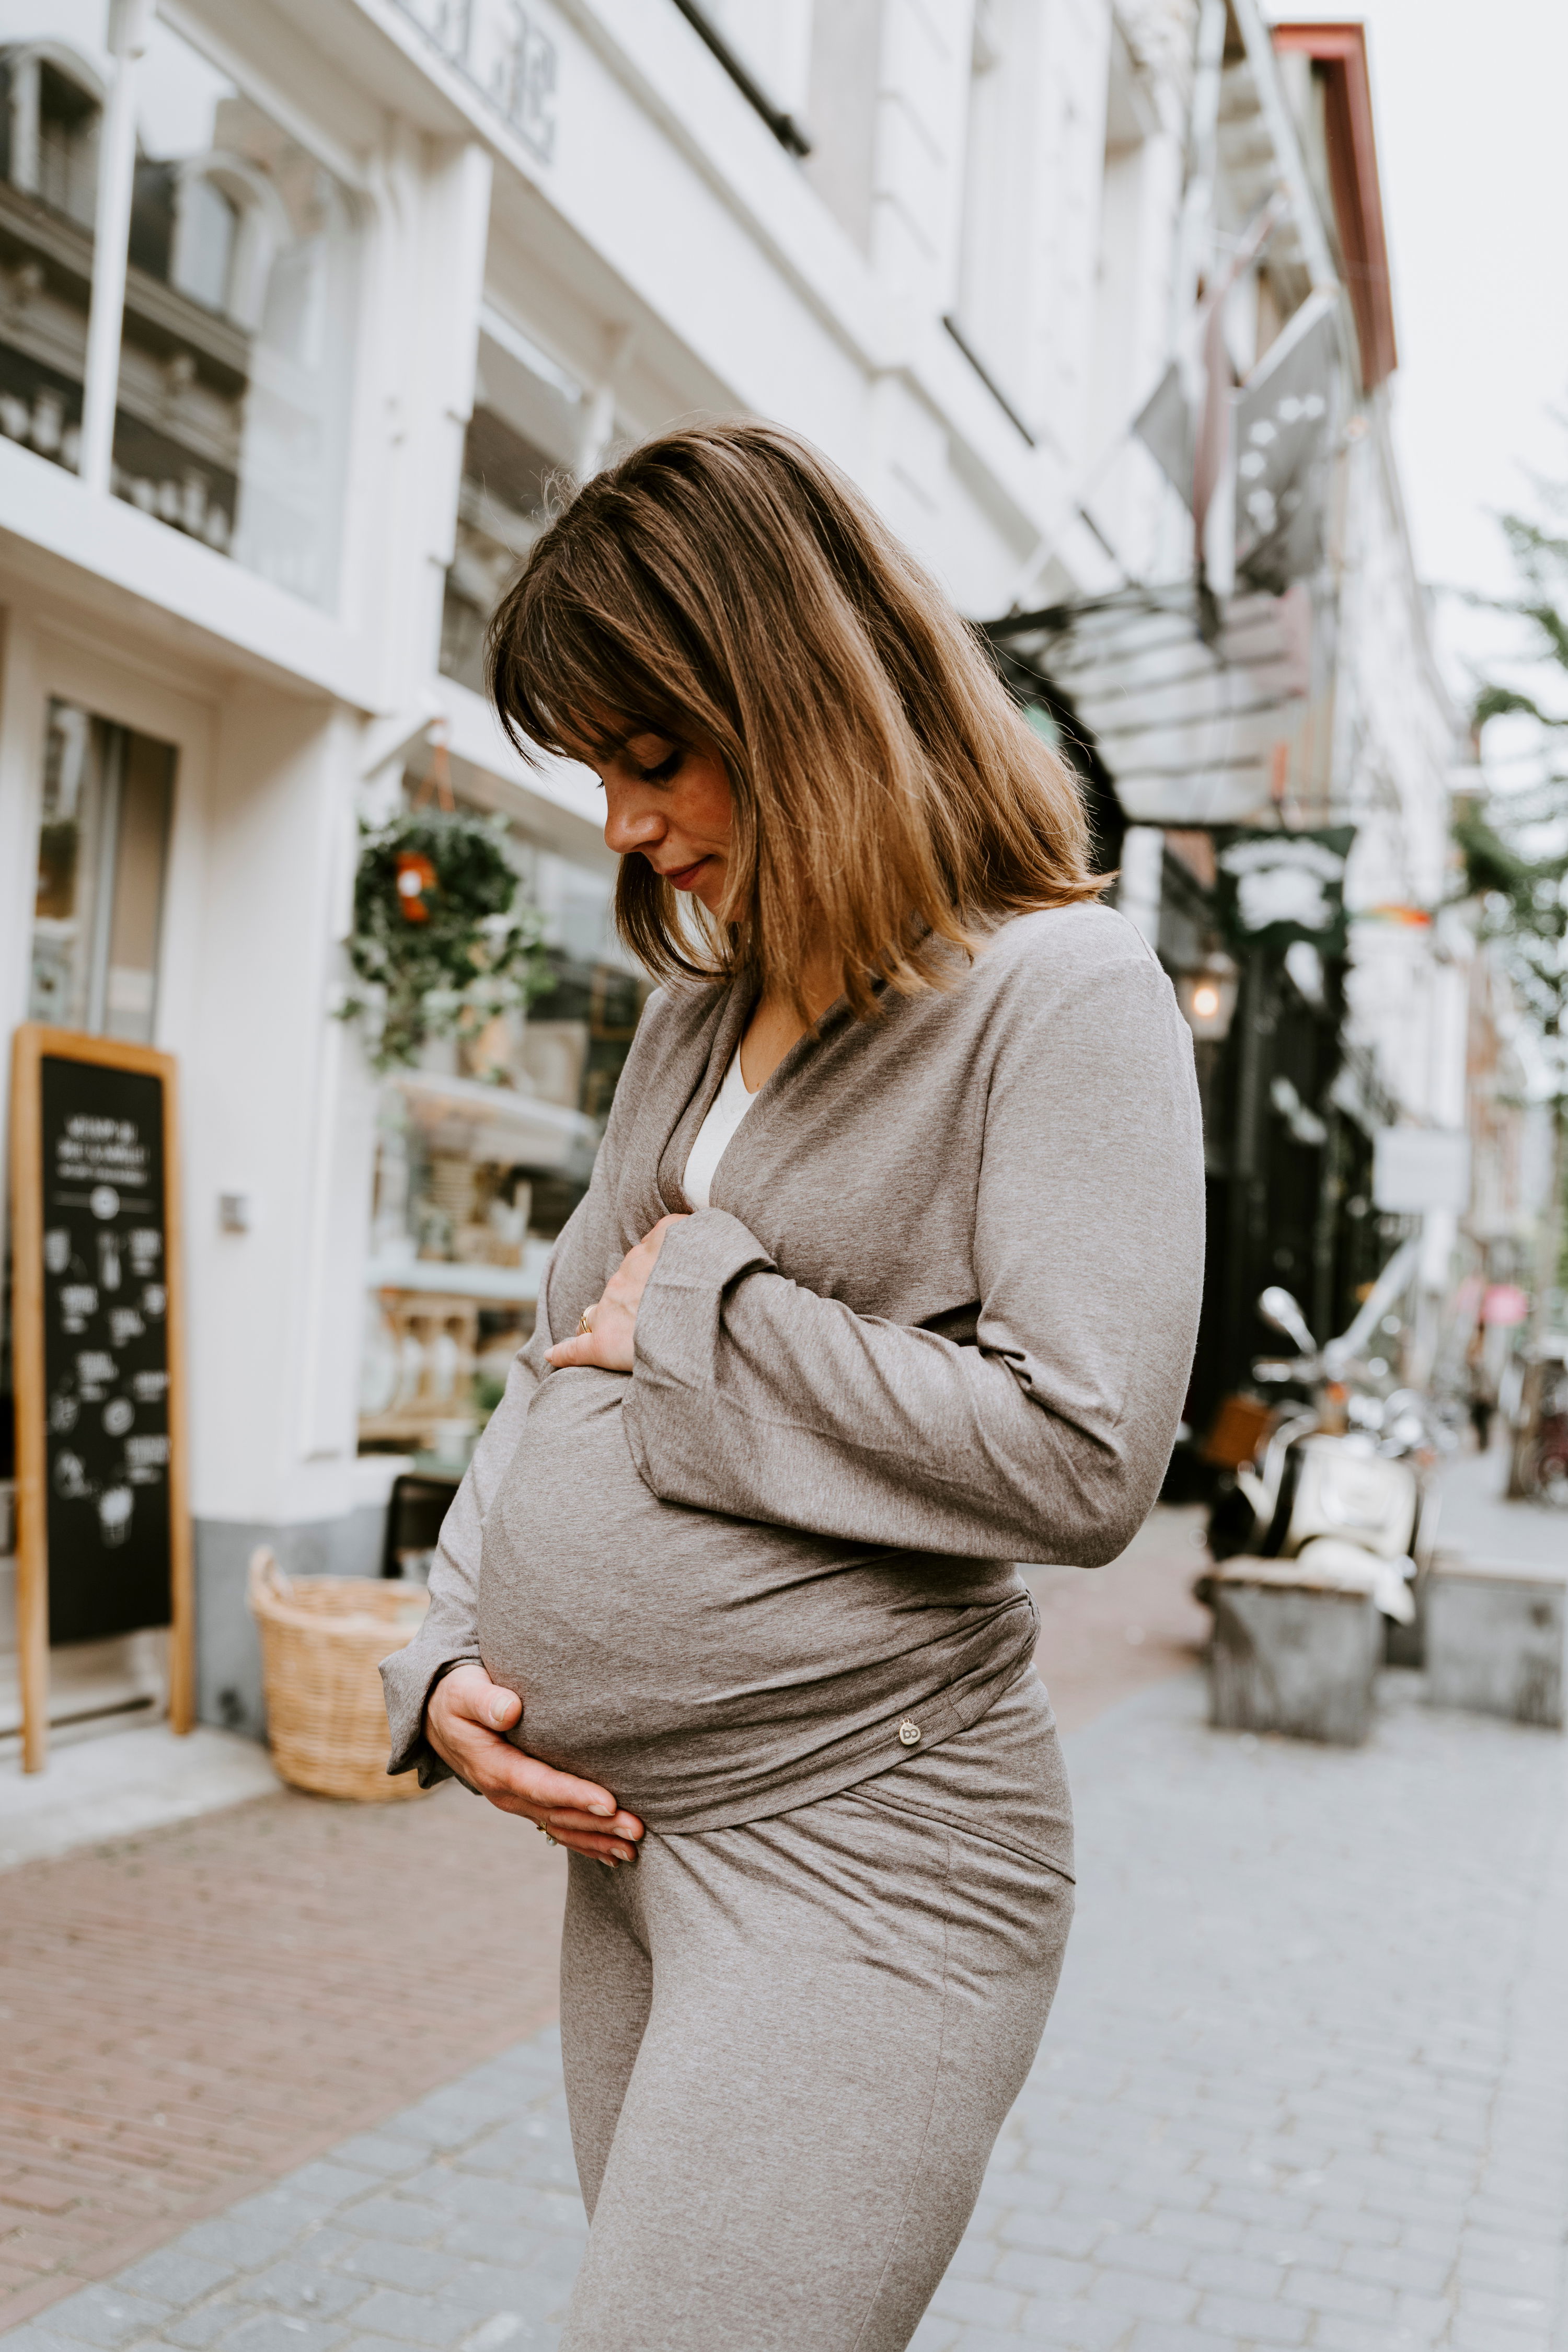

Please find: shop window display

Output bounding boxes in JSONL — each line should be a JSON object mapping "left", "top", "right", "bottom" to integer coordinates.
{"left": 29, "top": 695, "right": 176, "bottom": 1043}
{"left": 0, "top": 4, "right": 113, "bottom": 475}
{"left": 358, "top": 808, "right": 648, "bottom": 1483}
{"left": 441, "top": 319, "right": 589, "bottom": 694}
{"left": 111, "top": 14, "right": 358, "bottom": 603}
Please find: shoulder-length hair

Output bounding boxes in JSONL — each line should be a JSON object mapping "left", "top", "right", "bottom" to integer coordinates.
{"left": 487, "top": 419, "right": 1105, "bottom": 1019}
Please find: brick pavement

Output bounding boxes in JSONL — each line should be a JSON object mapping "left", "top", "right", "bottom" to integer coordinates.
{"left": 0, "top": 1783, "right": 569, "bottom": 2324}
{"left": 4, "top": 1666, "right": 1565, "bottom": 2352}
{"left": 0, "top": 1511, "right": 1207, "bottom": 2327}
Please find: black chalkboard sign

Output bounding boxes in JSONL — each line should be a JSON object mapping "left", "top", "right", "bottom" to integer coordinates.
{"left": 10, "top": 1026, "right": 193, "bottom": 1770}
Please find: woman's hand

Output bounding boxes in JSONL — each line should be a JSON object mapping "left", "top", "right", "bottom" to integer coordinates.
{"left": 425, "top": 1663, "right": 644, "bottom": 1864}
{"left": 545, "top": 1214, "right": 690, "bottom": 1374}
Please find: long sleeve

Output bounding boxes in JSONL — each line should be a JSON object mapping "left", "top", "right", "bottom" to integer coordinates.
{"left": 378, "top": 1329, "right": 546, "bottom": 1784}
{"left": 621, "top": 951, "right": 1204, "bottom": 1569}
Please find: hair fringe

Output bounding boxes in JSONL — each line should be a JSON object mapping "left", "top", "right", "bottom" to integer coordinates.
{"left": 487, "top": 420, "right": 1106, "bottom": 1020}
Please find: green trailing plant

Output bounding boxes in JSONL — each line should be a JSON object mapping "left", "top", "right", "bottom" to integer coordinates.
{"left": 339, "top": 808, "right": 550, "bottom": 1071}
{"left": 1462, "top": 442, "right": 1568, "bottom": 1485}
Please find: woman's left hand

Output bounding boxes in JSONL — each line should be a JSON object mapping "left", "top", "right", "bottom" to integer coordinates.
{"left": 545, "top": 1213, "right": 690, "bottom": 1373}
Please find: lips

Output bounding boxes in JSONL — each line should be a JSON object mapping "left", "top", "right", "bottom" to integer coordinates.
{"left": 659, "top": 858, "right": 709, "bottom": 892}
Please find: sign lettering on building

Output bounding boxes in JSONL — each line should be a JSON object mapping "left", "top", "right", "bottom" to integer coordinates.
{"left": 1214, "top": 825, "right": 1357, "bottom": 957}
{"left": 388, "top": 0, "right": 558, "bottom": 164}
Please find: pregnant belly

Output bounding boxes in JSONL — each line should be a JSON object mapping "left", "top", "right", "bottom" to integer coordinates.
{"left": 475, "top": 1366, "right": 1026, "bottom": 1815}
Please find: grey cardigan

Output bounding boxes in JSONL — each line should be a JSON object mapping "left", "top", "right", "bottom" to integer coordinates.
{"left": 381, "top": 904, "right": 1204, "bottom": 1829}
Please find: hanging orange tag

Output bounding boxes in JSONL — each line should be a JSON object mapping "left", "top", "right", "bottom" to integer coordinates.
{"left": 395, "top": 850, "right": 437, "bottom": 921}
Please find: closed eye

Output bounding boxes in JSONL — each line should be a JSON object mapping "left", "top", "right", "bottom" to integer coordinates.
{"left": 632, "top": 745, "right": 685, "bottom": 785}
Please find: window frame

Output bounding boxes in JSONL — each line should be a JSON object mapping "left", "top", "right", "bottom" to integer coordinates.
{"left": 11, "top": 1, "right": 370, "bottom": 614}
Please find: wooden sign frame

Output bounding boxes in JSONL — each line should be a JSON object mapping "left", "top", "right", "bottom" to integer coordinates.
{"left": 9, "top": 1025, "right": 193, "bottom": 1772}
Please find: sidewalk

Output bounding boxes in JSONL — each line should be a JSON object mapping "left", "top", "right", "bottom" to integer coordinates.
{"left": 0, "top": 1728, "right": 279, "bottom": 1874}
{"left": 1434, "top": 1444, "right": 1567, "bottom": 1576}
{"left": 0, "top": 1513, "right": 1206, "bottom": 2327}
{"left": 4, "top": 1664, "right": 1564, "bottom": 2352}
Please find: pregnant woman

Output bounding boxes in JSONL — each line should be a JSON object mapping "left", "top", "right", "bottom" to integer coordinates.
{"left": 382, "top": 421, "right": 1203, "bottom": 2350}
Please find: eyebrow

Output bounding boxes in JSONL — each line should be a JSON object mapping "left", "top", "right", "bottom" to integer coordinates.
{"left": 593, "top": 724, "right": 675, "bottom": 762}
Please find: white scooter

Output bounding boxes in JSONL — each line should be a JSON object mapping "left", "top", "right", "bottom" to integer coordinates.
{"left": 1206, "top": 1238, "right": 1447, "bottom": 1628}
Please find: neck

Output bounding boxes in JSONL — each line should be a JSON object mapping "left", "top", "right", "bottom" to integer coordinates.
{"left": 738, "top": 940, "right": 842, "bottom": 1092}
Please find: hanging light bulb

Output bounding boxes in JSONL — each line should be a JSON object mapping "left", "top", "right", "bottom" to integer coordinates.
{"left": 1177, "top": 954, "right": 1239, "bottom": 1041}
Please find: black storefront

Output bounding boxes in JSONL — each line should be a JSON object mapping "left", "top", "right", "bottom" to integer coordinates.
{"left": 984, "top": 624, "right": 1402, "bottom": 1494}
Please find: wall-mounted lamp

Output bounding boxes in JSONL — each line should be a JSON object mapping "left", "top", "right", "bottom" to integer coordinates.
{"left": 1177, "top": 954, "right": 1239, "bottom": 1042}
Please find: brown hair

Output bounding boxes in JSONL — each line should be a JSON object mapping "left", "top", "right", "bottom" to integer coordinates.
{"left": 488, "top": 419, "right": 1104, "bottom": 1019}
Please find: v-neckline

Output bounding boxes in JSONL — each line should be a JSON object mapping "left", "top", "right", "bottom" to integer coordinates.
{"left": 655, "top": 981, "right": 855, "bottom": 1215}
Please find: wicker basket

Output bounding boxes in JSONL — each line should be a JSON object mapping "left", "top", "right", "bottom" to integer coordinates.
{"left": 247, "top": 1548, "right": 431, "bottom": 1802}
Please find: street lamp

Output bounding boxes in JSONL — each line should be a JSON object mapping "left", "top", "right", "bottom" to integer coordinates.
{"left": 1177, "top": 954, "right": 1239, "bottom": 1041}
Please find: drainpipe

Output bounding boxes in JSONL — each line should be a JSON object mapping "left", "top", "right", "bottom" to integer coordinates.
{"left": 78, "top": 0, "right": 154, "bottom": 495}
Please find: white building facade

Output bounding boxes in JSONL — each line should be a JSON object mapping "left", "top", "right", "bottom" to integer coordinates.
{"left": 1, "top": 0, "right": 1475, "bottom": 1733}
{"left": 1, "top": 0, "right": 1214, "bottom": 1734}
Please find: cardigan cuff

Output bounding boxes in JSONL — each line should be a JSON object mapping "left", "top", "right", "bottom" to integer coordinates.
{"left": 624, "top": 1209, "right": 774, "bottom": 1488}
{"left": 380, "top": 1643, "right": 482, "bottom": 1785}
{"left": 632, "top": 1207, "right": 775, "bottom": 1388}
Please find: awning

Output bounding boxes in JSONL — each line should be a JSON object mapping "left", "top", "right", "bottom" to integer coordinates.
{"left": 987, "top": 583, "right": 1315, "bottom": 828}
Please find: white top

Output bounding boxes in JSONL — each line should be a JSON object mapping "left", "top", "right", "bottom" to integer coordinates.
{"left": 683, "top": 1048, "right": 758, "bottom": 1209}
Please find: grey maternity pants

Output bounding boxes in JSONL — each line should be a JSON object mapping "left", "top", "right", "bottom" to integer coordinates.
{"left": 556, "top": 1669, "right": 1075, "bottom": 2351}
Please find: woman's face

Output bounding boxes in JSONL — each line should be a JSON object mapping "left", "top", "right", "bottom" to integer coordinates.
{"left": 586, "top": 726, "right": 734, "bottom": 916}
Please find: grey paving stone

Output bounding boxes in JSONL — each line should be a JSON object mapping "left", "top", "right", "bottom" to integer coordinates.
{"left": 216, "top": 2319, "right": 347, "bottom": 2352}
{"left": 1279, "top": 2263, "right": 1394, "bottom": 2320}
{"left": 433, "top": 2270, "right": 561, "bottom": 2316}
{"left": 331, "top": 2296, "right": 470, "bottom": 2350}
{"left": 905, "top": 2321, "right": 963, "bottom": 2352}
{"left": 229, "top": 2265, "right": 368, "bottom": 2322}
{"left": 1145, "top": 2208, "right": 1243, "bottom": 2254}
{"left": 1193, "top": 2288, "right": 1309, "bottom": 2344}
{"left": 1311, "top": 2321, "right": 1444, "bottom": 2352}
{"left": 159, "top": 2302, "right": 244, "bottom": 2349}
{"left": 1092, "top": 2232, "right": 1188, "bottom": 2282}
{"left": 926, "top": 2280, "right": 1024, "bottom": 2332}
{"left": 1446, "top": 2320, "right": 1552, "bottom": 2352}
{"left": 173, "top": 2222, "right": 310, "bottom": 2275}
{"left": 1458, "top": 2289, "right": 1554, "bottom": 2329}
{"left": 330, "top": 2200, "right": 445, "bottom": 2250}
{"left": 8, "top": 1674, "right": 1568, "bottom": 2352}
{"left": 1185, "top": 2248, "right": 1288, "bottom": 2299}
{"left": 40, "top": 2293, "right": 171, "bottom": 2350}
{"left": 325, "top": 2140, "right": 432, "bottom": 2181}
{"left": 113, "top": 2258, "right": 232, "bottom": 2313}
{"left": 1086, "top": 2268, "right": 1198, "bottom": 2325}
{"left": 1123, "top": 2328, "right": 1226, "bottom": 2352}
{"left": 989, "top": 2251, "right": 1096, "bottom": 2302}
{"left": 1004, "top": 2303, "right": 1127, "bottom": 2350}
{"left": 327, "top": 2254, "right": 459, "bottom": 2300}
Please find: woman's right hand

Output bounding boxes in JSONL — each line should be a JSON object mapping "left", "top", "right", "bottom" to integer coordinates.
{"left": 425, "top": 1663, "right": 644, "bottom": 1865}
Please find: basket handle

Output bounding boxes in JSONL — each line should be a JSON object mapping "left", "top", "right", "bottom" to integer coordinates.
{"left": 247, "top": 1547, "right": 293, "bottom": 1615}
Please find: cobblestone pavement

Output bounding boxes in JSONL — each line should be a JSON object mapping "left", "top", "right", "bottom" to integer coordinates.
{"left": 4, "top": 1667, "right": 1565, "bottom": 2352}
{"left": 0, "top": 1783, "right": 568, "bottom": 2323}
{"left": 0, "top": 1512, "right": 1206, "bottom": 2326}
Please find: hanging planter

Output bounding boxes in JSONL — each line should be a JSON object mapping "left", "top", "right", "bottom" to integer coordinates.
{"left": 339, "top": 806, "right": 549, "bottom": 1072}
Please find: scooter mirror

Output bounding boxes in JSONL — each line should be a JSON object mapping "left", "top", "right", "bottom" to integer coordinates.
{"left": 1258, "top": 1286, "right": 1318, "bottom": 1355}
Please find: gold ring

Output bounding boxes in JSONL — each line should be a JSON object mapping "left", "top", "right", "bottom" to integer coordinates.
{"left": 577, "top": 1307, "right": 595, "bottom": 1335}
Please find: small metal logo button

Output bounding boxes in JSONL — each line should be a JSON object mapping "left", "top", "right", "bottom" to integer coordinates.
{"left": 897, "top": 1719, "right": 921, "bottom": 1748}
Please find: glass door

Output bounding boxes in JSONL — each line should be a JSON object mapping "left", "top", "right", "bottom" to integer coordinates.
{"left": 28, "top": 695, "right": 176, "bottom": 1042}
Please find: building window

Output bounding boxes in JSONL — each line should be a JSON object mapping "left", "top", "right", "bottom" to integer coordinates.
{"left": 29, "top": 696, "right": 176, "bottom": 1043}
{"left": 0, "top": 10, "right": 113, "bottom": 477}
{"left": 111, "top": 14, "right": 359, "bottom": 604}
{"left": 954, "top": 0, "right": 1036, "bottom": 421}
{"left": 440, "top": 318, "right": 587, "bottom": 694}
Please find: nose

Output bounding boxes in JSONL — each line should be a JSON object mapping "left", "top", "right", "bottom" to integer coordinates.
{"left": 602, "top": 781, "right": 665, "bottom": 858}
